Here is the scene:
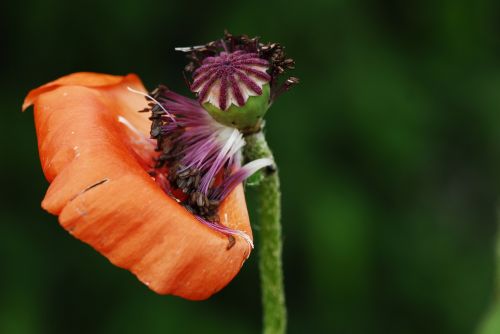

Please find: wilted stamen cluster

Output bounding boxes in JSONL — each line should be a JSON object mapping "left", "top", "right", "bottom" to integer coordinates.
{"left": 142, "top": 85, "right": 271, "bottom": 244}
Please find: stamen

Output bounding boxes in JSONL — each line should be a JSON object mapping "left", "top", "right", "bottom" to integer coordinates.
{"left": 117, "top": 115, "right": 156, "bottom": 168}
{"left": 127, "top": 86, "right": 176, "bottom": 122}
{"left": 174, "top": 45, "right": 207, "bottom": 52}
{"left": 212, "top": 158, "right": 274, "bottom": 200}
{"left": 141, "top": 86, "right": 269, "bottom": 248}
{"left": 196, "top": 216, "right": 254, "bottom": 249}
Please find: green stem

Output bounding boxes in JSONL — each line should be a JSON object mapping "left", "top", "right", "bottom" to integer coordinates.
{"left": 244, "top": 131, "right": 286, "bottom": 334}
{"left": 477, "top": 209, "right": 500, "bottom": 334}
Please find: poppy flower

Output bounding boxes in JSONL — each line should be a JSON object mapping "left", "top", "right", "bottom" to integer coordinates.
{"left": 23, "top": 32, "right": 297, "bottom": 300}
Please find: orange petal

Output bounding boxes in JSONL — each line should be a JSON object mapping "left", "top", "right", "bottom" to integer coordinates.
{"left": 23, "top": 72, "right": 252, "bottom": 300}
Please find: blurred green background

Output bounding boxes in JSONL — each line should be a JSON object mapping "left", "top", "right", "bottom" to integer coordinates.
{"left": 1, "top": 0, "right": 500, "bottom": 333}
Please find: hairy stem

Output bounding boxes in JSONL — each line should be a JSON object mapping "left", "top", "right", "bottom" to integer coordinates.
{"left": 244, "top": 131, "right": 286, "bottom": 334}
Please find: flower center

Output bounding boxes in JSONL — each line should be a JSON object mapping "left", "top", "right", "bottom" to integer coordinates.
{"left": 190, "top": 51, "right": 271, "bottom": 111}
{"left": 140, "top": 85, "right": 272, "bottom": 246}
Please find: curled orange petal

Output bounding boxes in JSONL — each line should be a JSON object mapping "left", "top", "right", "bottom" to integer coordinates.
{"left": 23, "top": 72, "right": 252, "bottom": 300}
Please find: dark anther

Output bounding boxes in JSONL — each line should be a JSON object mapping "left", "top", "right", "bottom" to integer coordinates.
{"left": 150, "top": 127, "right": 161, "bottom": 138}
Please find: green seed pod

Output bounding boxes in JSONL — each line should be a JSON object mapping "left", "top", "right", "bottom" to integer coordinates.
{"left": 179, "top": 32, "right": 298, "bottom": 132}
{"left": 189, "top": 50, "right": 274, "bottom": 131}
{"left": 202, "top": 84, "right": 270, "bottom": 130}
